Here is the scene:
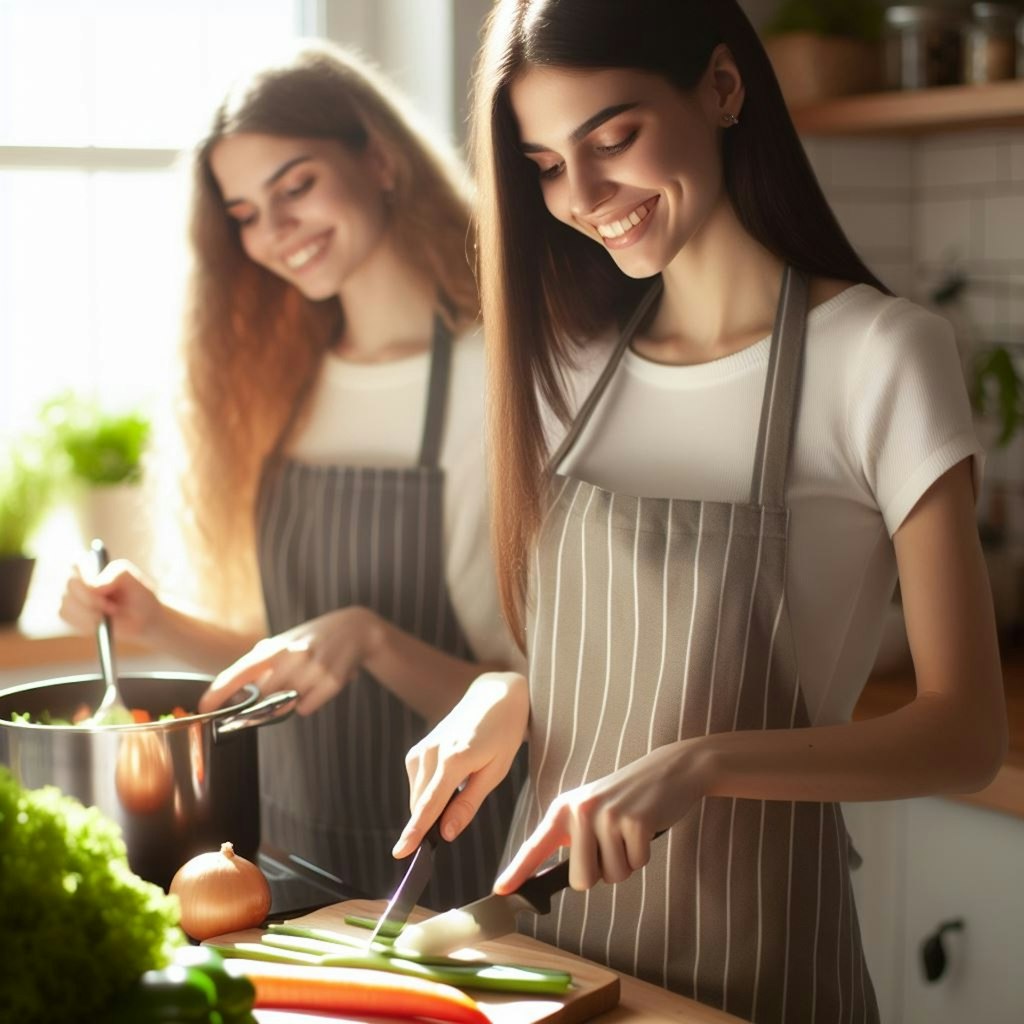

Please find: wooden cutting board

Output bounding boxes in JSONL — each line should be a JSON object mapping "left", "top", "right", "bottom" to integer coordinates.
{"left": 209, "top": 898, "right": 620, "bottom": 1024}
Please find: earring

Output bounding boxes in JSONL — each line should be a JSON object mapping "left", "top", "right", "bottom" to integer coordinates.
{"left": 722, "top": 112, "right": 739, "bottom": 127}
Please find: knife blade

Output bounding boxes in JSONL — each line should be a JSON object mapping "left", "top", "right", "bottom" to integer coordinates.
{"left": 392, "top": 828, "right": 668, "bottom": 958}
{"left": 367, "top": 796, "right": 456, "bottom": 945}
{"left": 391, "top": 857, "right": 570, "bottom": 957}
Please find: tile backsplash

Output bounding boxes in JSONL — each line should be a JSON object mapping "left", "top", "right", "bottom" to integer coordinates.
{"left": 805, "top": 127, "right": 1024, "bottom": 616}
{"left": 804, "top": 128, "right": 1024, "bottom": 339}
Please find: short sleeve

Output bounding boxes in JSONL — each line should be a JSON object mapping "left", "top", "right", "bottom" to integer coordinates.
{"left": 846, "top": 300, "right": 984, "bottom": 536}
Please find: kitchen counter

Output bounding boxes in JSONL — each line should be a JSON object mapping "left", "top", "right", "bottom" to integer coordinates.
{"left": 224, "top": 898, "right": 750, "bottom": 1024}
{"left": 583, "top": 975, "right": 746, "bottom": 1022}
{"left": 0, "top": 622, "right": 148, "bottom": 670}
{"left": 853, "top": 650, "right": 1024, "bottom": 819}
{"left": 3, "top": 624, "right": 1022, "bottom": 819}
{"left": 249, "top": 973, "right": 748, "bottom": 1023}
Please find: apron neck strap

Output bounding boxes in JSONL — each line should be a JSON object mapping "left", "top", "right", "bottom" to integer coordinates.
{"left": 748, "top": 265, "right": 809, "bottom": 507}
{"left": 418, "top": 314, "right": 455, "bottom": 469}
{"left": 546, "top": 279, "right": 663, "bottom": 474}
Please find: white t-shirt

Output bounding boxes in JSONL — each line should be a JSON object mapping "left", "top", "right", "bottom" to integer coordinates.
{"left": 549, "top": 284, "right": 983, "bottom": 726}
{"left": 286, "top": 326, "right": 523, "bottom": 672}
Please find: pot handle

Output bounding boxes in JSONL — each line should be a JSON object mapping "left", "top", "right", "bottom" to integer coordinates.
{"left": 213, "top": 690, "right": 299, "bottom": 742}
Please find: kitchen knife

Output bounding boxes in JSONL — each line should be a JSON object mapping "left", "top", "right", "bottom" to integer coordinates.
{"left": 367, "top": 796, "right": 456, "bottom": 945}
{"left": 392, "top": 856, "right": 570, "bottom": 958}
{"left": 392, "top": 829, "right": 668, "bottom": 958}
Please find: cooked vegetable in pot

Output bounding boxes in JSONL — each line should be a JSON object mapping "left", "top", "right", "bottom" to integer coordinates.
{"left": 8, "top": 704, "right": 192, "bottom": 726}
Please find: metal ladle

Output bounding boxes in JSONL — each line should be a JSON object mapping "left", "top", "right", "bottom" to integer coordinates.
{"left": 87, "top": 539, "right": 133, "bottom": 726}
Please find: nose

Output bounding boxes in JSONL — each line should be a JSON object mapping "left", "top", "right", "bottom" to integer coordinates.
{"left": 244, "top": 199, "right": 296, "bottom": 264}
{"left": 566, "top": 162, "right": 613, "bottom": 221}
{"left": 264, "top": 197, "right": 296, "bottom": 239}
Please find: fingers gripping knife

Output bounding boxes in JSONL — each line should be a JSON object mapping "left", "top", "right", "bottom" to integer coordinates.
{"left": 368, "top": 794, "right": 461, "bottom": 945}
{"left": 393, "top": 829, "right": 668, "bottom": 958}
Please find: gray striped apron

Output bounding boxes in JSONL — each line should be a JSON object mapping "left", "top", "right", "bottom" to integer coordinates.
{"left": 255, "top": 317, "right": 523, "bottom": 909}
{"left": 507, "top": 268, "right": 879, "bottom": 1023}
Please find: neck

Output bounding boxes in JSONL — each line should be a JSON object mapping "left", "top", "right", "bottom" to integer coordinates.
{"left": 641, "top": 197, "right": 784, "bottom": 364}
{"left": 334, "top": 233, "right": 439, "bottom": 363}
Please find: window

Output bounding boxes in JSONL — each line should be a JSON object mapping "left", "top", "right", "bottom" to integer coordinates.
{"left": 0, "top": 0, "right": 312, "bottom": 628}
{"left": 0, "top": 0, "right": 312, "bottom": 438}
{"left": 0, "top": 0, "right": 466, "bottom": 631}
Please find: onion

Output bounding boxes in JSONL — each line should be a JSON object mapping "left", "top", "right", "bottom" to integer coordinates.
{"left": 169, "top": 841, "right": 271, "bottom": 940}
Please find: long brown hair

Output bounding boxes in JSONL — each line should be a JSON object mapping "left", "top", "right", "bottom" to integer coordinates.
{"left": 179, "top": 40, "right": 478, "bottom": 624}
{"left": 473, "top": 0, "right": 890, "bottom": 646}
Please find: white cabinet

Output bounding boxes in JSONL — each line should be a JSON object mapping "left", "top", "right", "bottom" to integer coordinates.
{"left": 843, "top": 798, "right": 1024, "bottom": 1024}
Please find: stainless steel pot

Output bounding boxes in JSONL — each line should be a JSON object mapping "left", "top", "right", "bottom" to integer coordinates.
{"left": 0, "top": 673, "right": 296, "bottom": 890}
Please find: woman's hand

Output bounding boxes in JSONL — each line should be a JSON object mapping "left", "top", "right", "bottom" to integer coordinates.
{"left": 198, "top": 606, "right": 385, "bottom": 715}
{"left": 393, "top": 672, "right": 530, "bottom": 856}
{"left": 494, "top": 739, "right": 711, "bottom": 895}
{"left": 59, "top": 558, "right": 164, "bottom": 646}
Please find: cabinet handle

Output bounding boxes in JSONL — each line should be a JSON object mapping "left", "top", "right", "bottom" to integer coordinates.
{"left": 920, "top": 918, "right": 964, "bottom": 982}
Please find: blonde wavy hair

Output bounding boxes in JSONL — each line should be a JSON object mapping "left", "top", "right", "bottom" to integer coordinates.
{"left": 178, "top": 40, "right": 478, "bottom": 626}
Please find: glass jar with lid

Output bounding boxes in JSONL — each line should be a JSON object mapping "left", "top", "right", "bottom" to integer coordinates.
{"left": 1017, "top": 13, "right": 1024, "bottom": 78}
{"left": 963, "top": 3, "right": 1018, "bottom": 84}
{"left": 884, "top": 5, "right": 964, "bottom": 90}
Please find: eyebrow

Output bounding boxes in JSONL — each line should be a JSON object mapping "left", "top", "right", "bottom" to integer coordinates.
{"left": 223, "top": 155, "right": 312, "bottom": 208}
{"left": 521, "top": 102, "right": 639, "bottom": 153}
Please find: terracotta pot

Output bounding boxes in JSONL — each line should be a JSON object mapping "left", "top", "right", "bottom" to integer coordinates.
{"left": 0, "top": 555, "right": 35, "bottom": 623}
{"left": 74, "top": 481, "right": 152, "bottom": 573}
{"left": 764, "top": 32, "right": 882, "bottom": 108}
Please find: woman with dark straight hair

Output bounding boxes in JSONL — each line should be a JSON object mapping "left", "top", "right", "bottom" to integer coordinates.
{"left": 394, "top": 1, "right": 1006, "bottom": 1020}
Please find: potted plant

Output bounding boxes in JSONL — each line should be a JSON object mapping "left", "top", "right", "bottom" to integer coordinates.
{"left": 0, "top": 434, "right": 58, "bottom": 623}
{"left": 41, "top": 393, "right": 153, "bottom": 570}
{"left": 931, "top": 270, "right": 1024, "bottom": 638}
{"left": 762, "top": 0, "right": 885, "bottom": 108}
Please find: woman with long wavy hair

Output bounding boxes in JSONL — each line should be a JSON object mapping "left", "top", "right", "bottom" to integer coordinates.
{"left": 395, "top": 2, "right": 1006, "bottom": 1018}
{"left": 60, "top": 39, "right": 523, "bottom": 908}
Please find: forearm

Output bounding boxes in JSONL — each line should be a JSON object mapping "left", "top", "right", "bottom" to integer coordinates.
{"left": 146, "top": 602, "right": 262, "bottom": 675}
{"left": 697, "top": 689, "right": 1007, "bottom": 805}
{"left": 363, "top": 618, "right": 491, "bottom": 723}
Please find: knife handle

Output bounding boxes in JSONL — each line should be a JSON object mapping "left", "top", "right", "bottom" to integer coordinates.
{"left": 422, "top": 789, "right": 462, "bottom": 849}
{"left": 516, "top": 859, "right": 569, "bottom": 914}
{"left": 514, "top": 828, "right": 668, "bottom": 914}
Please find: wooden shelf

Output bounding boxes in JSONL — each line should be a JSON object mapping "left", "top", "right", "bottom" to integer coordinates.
{"left": 791, "top": 79, "right": 1024, "bottom": 136}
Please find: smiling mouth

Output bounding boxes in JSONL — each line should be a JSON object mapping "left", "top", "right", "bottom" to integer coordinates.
{"left": 283, "top": 233, "right": 330, "bottom": 270}
{"left": 595, "top": 198, "right": 657, "bottom": 240}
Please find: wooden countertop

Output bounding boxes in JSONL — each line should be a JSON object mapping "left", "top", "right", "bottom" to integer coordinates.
{"left": 0, "top": 626, "right": 147, "bottom": 671}
{"left": 852, "top": 650, "right": 1024, "bottom": 819}
{"left": 223, "top": 898, "right": 749, "bottom": 1024}
{"left": 3, "top": 624, "right": 1022, "bottom": 819}
{"left": 602, "top": 974, "right": 746, "bottom": 1022}
{"left": 248, "top": 976, "right": 745, "bottom": 1023}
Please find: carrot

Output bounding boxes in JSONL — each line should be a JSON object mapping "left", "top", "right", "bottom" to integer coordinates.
{"left": 130, "top": 708, "right": 152, "bottom": 724}
{"left": 223, "top": 959, "right": 490, "bottom": 1023}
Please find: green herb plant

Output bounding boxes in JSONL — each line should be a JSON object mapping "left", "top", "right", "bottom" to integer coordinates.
{"left": 0, "top": 766, "right": 186, "bottom": 1023}
{"left": 970, "top": 346, "right": 1023, "bottom": 449}
{"left": 931, "top": 271, "right": 1023, "bottom": 449}
{"left": 764, "top": 0, "right": 885, "bottom": 41}
{"left": 42, "top": 392, "right": 151, "bottom": 486}
{"left": 0, "top": 432, "right": 58, "bottom": 557}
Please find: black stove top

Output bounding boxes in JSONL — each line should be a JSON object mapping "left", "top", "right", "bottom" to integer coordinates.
{"left": 257, "top": 845, "right": 368, "bottom": 920}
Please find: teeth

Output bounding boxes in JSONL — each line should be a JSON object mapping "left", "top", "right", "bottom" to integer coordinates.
{"left": 597, "top": 201, "right": 651, "bottom": 240}
{"left": 285, "top": 238, "right": 326, "bottom": 269}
